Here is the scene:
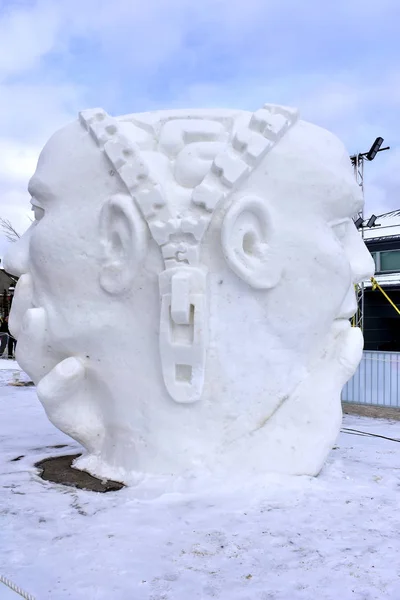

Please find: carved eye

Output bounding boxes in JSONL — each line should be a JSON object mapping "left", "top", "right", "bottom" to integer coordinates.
{"left": 33, "top": 206, "right": 44, "bottom": 221}
{"left": 31, "top": 199, "right": 44, "bottom": 222}
{"left": 332, "top": 220, "right": 349, "bottom": 242}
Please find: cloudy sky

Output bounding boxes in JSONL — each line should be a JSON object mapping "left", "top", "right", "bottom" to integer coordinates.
{"left": 0, "top": 0, "right": 399, "bottom": 256}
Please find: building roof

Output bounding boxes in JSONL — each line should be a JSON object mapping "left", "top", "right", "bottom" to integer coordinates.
{"left": 363, "top": 210, "right": 400, "bottom": 240}
{"left": 361, "top": 209, "right": 400, "bottom": 286}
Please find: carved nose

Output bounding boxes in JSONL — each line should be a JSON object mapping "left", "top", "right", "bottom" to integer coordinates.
{"left": 351, "top": 242, "right": 375, "bottom": 284}
{"left": 347, "top": 225, "right": 375, "bottom": 284}
{"left": 3, "top": 228, "right": 31, "bottom": 277}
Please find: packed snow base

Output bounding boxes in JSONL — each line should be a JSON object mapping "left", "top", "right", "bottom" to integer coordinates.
{"left": 1, "top": 365, "right": 399, "bottom": 600}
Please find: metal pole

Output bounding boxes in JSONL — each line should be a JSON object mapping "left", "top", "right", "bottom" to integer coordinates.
{"left": 360, "top": 157, "right": 365, "bottom": 332}
{"left": 350, "top": 141, "right": 389, "bottom": 333}
{"left": 352, "top": 153, "right": 365, "bottom": 332}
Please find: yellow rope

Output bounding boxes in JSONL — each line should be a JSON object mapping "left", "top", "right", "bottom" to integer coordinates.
{"left": 371, "top": 277, "right": 400, "bottom": 316}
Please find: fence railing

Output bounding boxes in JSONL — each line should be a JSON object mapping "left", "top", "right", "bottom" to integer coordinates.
{"left": 342, "top": 350, "right": 400, "bottom": 408}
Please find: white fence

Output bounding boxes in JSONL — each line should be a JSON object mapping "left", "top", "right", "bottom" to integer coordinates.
{"left": 342, "top": 351, "right": 400, "bottom": 408}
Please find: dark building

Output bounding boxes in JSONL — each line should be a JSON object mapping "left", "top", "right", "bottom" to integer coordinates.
{"left": 363, "top": 210, "right": 400, "bottom": 351}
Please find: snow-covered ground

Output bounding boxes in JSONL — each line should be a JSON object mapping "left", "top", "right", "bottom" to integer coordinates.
{"left": 1, "top": 365, "right": 399, "bottom": 600}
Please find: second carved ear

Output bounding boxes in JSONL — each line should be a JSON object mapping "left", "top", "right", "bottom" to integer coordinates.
{"left": 221, "top": 195, "right": 283, "bottom": 289}
{"left": 99, "top": 194, "right": 148, "bottom": 294}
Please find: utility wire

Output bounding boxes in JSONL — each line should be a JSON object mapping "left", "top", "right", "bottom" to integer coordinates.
{"left": 341, "top": 427, "right": 400, "bottom": 443}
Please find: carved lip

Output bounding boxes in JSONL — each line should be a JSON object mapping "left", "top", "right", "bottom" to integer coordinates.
{"left": 336, "top": 294, "right": 358, "bottom": 321}
{"left": 333, "top": 318, "right": 352, "bottom": 330}
{"left": 336, "top": 308, "right": 357, "bottom": 321}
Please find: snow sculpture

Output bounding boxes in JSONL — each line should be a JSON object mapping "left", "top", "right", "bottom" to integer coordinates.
{"left": 4, "top": 104, "right": 374, "bottom": 482}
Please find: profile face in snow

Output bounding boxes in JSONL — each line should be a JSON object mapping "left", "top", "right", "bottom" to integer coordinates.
{"left": 4, "top": 106, "right": 374, "bottom": 481}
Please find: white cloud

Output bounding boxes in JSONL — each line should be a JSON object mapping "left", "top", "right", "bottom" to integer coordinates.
{"left": 366, "top": 148, "right": 400, "bottom": 216}
{"left": 0, "top": 0, "right": 398, "bottom": 256}
{"left": 0, "top": 139, "right": 40, "bottom": 182}
{"left": 0, "top": 82, "right": 84, "bottom": 141}
{"left": 0, "top": 0, "right": 60, "bottom": 78}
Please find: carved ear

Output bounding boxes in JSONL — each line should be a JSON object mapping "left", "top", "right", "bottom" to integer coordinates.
{"left": 221, "top": 195, "right": 282, "bottom": 289}
{"left": 99, "top": 194, "right": 147, "bottom": 294}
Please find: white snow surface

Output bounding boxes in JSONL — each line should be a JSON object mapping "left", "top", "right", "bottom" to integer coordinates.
{"left": 1, "top": 367, "right": 400, "bottom": 600}
{"left": 0, "top": 359, "right": 22, "bottom": 370}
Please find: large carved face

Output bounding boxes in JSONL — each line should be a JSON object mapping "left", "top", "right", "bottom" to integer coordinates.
{"left": 4, "top": 106, "right": 374, "bottom": 480}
